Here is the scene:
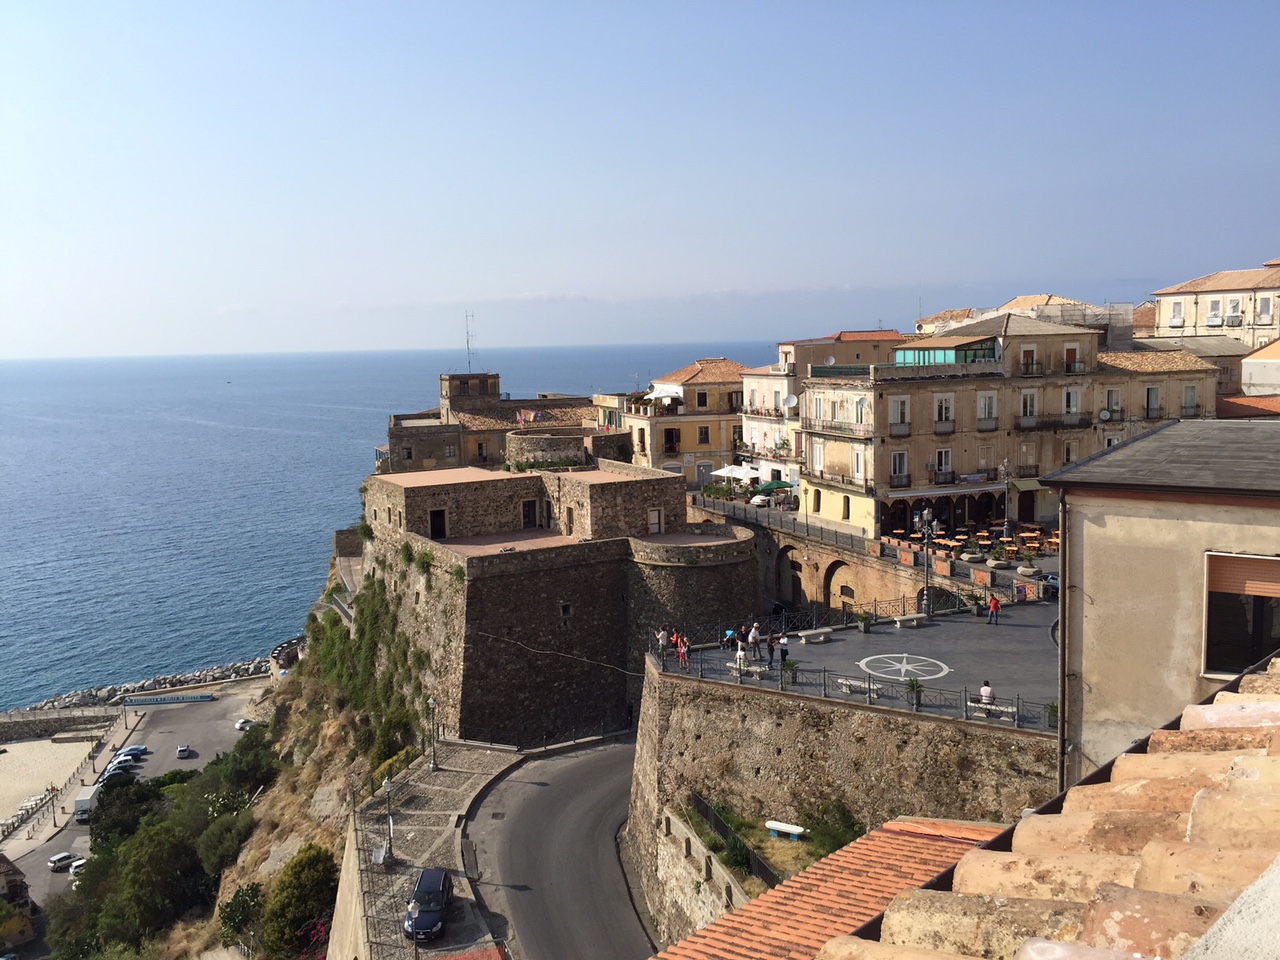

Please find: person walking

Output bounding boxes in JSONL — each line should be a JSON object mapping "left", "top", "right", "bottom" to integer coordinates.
{"left": 987, "top": 594, "right": 1001, "bottom": 625}
{"left": 766, "top": 634, "right": 776, "bottom": 668}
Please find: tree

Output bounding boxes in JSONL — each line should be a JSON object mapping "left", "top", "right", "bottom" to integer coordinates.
{"left": 219, "top": 883, "right": 263, "bottom": 945}
{"left": 259, "top": 844, "right": 338, "bottom": 957}
{"left": 223, "top": 725, "right": 278, "bottom": 794}
{"left": 196, "top": 808, "right": 255, "bottom": 876}
{"left": 96, "top": 821, "right": 209, "bottom": 947}
{"left": 91, "top": 779, "right": 166, "bottom": 853}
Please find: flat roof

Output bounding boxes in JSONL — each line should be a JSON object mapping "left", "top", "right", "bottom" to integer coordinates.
{"left": 560, "top": 468, "right": 633, "bottom": 484}
{"left": 445, "top": 529, "right": 740, "bottom": 556}
{"left": 372, "top": 466, "right": 513, "bottom": 488}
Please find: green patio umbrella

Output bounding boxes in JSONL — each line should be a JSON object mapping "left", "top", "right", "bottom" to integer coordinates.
{"left": 757, "top": 479, "right": 793, "bottom": 492}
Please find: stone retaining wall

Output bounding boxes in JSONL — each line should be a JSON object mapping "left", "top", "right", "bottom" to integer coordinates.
{"left": 17, "top": 657, "right": 272, "bottom": 712}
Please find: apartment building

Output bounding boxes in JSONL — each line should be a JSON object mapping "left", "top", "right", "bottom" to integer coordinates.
{"left": 593, "top": 357, "right": 748, "bottom": 487}
{"left": 1151, "top": 257, "right": 1280, "bottom": 349}
{"left": 738, "top": 331, "right": 905, "bottom": 488}
{"left": 794, "top": 313, "right": 1217, "bottom": 536}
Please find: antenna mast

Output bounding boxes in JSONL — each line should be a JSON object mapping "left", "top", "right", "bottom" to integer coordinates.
{"left": 465, "top": 312, "right": 475, "bottom": 373}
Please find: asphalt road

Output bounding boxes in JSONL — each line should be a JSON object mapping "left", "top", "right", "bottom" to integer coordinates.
{"left": 12, "top": 681, "right": 268, "bottom": 927}
{"left": 467, "top": 738, "right": 653, "bottom": 960}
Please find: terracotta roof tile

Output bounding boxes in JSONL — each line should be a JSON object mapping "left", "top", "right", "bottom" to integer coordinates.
{"left": 916, "top": 308, "right": 979, "bottom": 327}
{"left": 786, "top": 331, "right": 907, "bottom": 345}
{"left": 1154, "top": 265, "right": 1280, "bottom": 295}
{"left": 1215, "top": 395, "right": 1280, "bottom": 419}
{"left": 999, "top": 294, "right": 1097, "bottom": 311}
{"left": 655, "top": 358, "right": 753, "bottom": 385}
{"left": 654, "top": 820, "right": 1000, "bottom": 960}
{"left": 1096, "top": 350, "right": 1217, "bottom": 373}
{"left": 1132, "top": 300, "right": 1157, "bottom": 332}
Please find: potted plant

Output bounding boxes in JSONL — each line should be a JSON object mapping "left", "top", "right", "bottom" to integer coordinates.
{"left": 1017, "top": 549, "right": 1041, "bottom": 577}
{"left": 905, "top": 677, "right": 923, "bottom": 710}
{"left": 782, "top": 659, "right": 799, "bottom": 684}
{"left": 855, "top": 611, "right": 873, "bottom": 634}
{"left": 965, "top": 591, "right": 985, "bottom": 616}
{"left": 986, "top": 544, "right": 1011, "bottom": 569}
{"left": 959, "top": 538, "right": 985, "bottom": 563}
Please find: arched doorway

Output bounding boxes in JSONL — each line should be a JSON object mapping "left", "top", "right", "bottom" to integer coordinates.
{"left": 776, "top": 546, "right": 803, "bottom": 608}
{"left": 823, "top": 561, "right": 857, "bottom": 614}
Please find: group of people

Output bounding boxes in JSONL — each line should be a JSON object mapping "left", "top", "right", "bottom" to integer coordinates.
{"left": 719, "top": 621, "right": 788, "bottom": 669}
{"left": 653, "top": 625, "right": 692, "bottom": 672}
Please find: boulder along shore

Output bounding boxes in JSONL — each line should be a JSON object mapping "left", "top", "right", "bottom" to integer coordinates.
{"left": 15, "top": 657, "right": 274, "bottom": 712}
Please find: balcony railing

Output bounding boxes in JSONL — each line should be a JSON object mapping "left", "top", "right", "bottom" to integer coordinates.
{"left": 745, "top": 406, "right": 785, "bottom": 419}
{"left": 1181, "top": 404, "right": 1201, "bottom": 418}
{"left": 1062, "top": 362, "right": 1088, "bottom": 374}
{"left": 1168, "top": 318, "right": 1185, "bottom": 328}
{"left": 1015, "top": 464, "right": 1040, "bottom": 478}
{"left": 1101, "top": 407, "right": 1124, "bottom": 422}
{"left": 1020, "top": 362, "right": 1045, "bottom": 377}
{"left": 976, "top": 417, "right": 999, "bottom": 432}
{"left": 1142, "top": 406, "right": 1164, "bottom": 420}
{"left": 1225, "top": 315, "right": 1243, "bottom": 328}
{"left": 1258, "top": 314, "right": 1274, "bottom": 326}
{"left": 1016, "top": 415, "right": 1040, "bottom": 430}
{"left": 889, "top": 473, "right": 911, "bottom": 489}
{"left": 933, "top": 419, "right": 956, "bottom": 435}
{"left": 1061, "top": 412, "right": 1091, "bottom": 428}
{"left": 663, "top": 443, "right": 681, "bottom": 454}
{"left": 933, "top": 470, "right": 955, "bottom": 485}
{"left": 802, "top": 417, "right": 872, "bottom": 438}
{"left": 1205, "top": 316, "right": 1223, "bottom": 327}
{"left": 889, "top": 422, "right": 911, "bottom": 437}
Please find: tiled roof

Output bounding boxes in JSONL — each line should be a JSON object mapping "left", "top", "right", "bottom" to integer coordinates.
{"left": 451, "top": 403, "right": 596, "bottom": 432}
{"left": 999, "top": 294, "right": 1096, "bottom": 311}
{"left": 1132, "top": 300, "right": 1157, "bottom": 332}
{"left": 1247, "top": 339, "right": 1280, "bottom": 361}
{"left": 786, "top": 332, "right": 907, "bottom": 345}
{"left": 1154, "top": 265, "right": 1280, "bottom": 295}
{"left": 655, "top": 358, "right": 752, "bottom": 386}
{"left": 1097, "top": 350, "right": 1217, "bottom": 373}
{"left": 944, "top": 313, "right": 1100, "bottom": 339}
{"left": 1216, "top": 395, "right": 1280, "bottom": 419}
{"left": 1134, "top": 336, "right": 1253, "bottom": 358}
{"left": 813, "top": 657, "right": 1280, "bottom": 960}
{"left": 916, "top": 308, "right": 979, "bottom": 328}
{"left": 655, "top": 820, "right": 1001, "bottom": 960}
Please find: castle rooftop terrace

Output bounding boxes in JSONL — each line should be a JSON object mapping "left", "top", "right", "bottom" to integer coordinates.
{"left": 374, "top": 466, "right": 510, "bottom": 488}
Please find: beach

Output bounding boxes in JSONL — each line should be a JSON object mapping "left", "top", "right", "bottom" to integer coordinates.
{"left": 0, "top": 738, "right": 95, "bottom": 821}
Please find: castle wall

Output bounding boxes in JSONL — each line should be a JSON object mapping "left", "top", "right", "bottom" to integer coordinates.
{"left": 505, "top": 428, "right": 588, "bottom": 465}
{"left": 364, "top": 473, "right": 546, "bottom": 541}
{"left": 624, "top": 658, "right": 1057, "bottom": 941}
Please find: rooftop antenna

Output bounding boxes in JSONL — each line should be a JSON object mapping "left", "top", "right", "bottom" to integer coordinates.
{"left": 465, "top": 312, "right": 475, "bottom": 373}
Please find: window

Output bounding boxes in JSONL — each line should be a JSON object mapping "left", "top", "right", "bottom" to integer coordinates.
{"left": 853, "top": 450, "right": 863, "bottom": 478}
{"left": 842, "top": 496, "right": 850, "bottom": 520}
{"left": 935, "top": 449, "right": 952, "bottom": 472}
{"left": 1170, "top": 301, "right": 1185, "bottom": 327}
{"left": 458, "top": 380, "right": 470, "bottom": 395}
{"left": 697, "top": 425, "right": 710, "bottom": 445}
{"left": 477, "top": 441, "right": 489, "bottom": 462}
{"left": 978, "top": 444, "right": 993, "bottom": 470}
{"left": 1206, "top": 554, "right": 1280, "bottom": 675}
{"left": 1064, "top": 388, "right": 1081, "bottom": 415}
{"left": 403, "top": 447, "right": 413, "bottom": 461}
{"left": 1021, "top": 390, "right": 1038, "bottom": 417}
{"left": 1064, "top": 343, "right": 1080, "bottom": 372}
{"left": 812, "top": 439, "right": 824, "bottom": 472}
{"left": 1208, "top": 298, "right": 1222, "bottom": 317}
{"left": 1145, "top": 386, "right": 1161, "bottom": 418}
{"left": 1183, "top": 384, "right": 1198, "bottom": 417}
{"left": 637, "top": 427, "right": 646, "bottom": 453}
{"left": 977, "top": 393, "right": 996, "bottom": 421}
{"left": 1105, "top": 388, "right": 1121, "bottom": 413}
{"left": 1063, "top": 439, "right": 1078, "bottom": 464}
{"left": 663, "top": 428, "right": 680, "bottom": 453}
{"left": 749, "top": 388, "right": 757, "bottom": 407}
{"left": 1105, "top": 435, "right": 1121, "bottom": 448}
{"left": 773, "top": 390, "right": 781, "bottom": 410}
{"left": 444, "top": 444, "right": 456, "bottom": 458}
{"left": 890, "top": 397, "right": 909, "bottom": 423}
{"left": 1260, "top": 297, "right": 1273, "bottom": 324}
{"left": 854, "top": 397, "right": 868, "bottom": 424}
{"left": 812, "top": 489, "right": 822, "bottom": 511}
{"left": 731, "top": 424, "right": 743, "bottom": 443}
{"left": 1228, "top": 297, "right": 1241, "bottom": 317}
{"left": 696, "top": 391, "right": 708, "bottom": 408}
{"left": 934, "top": 395, "right": 953, "bottom": 422}
{"left": 890, "top": 451, "right": 907, "bottom": 476}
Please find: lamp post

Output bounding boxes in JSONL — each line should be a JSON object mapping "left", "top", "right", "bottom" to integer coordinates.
{"left": 914, "top": 507, "right": 936, "bottom": 618}
{"left": 382, "top": 776, "right": 393, "bottom": 862}
{"left": 999, "top": 459, "right": 1012, "bottom": 540}
{"left": 427, "top": 696, "right": 438, "bottom": 772}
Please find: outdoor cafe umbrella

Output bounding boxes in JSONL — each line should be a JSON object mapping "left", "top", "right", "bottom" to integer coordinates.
{"left": 757, "top": 479, "right": 793, "bottom": 492}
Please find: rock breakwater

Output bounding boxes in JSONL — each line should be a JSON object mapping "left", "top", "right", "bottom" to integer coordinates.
{"left": 25, "top": 657, "right": 273, "bottom": 711}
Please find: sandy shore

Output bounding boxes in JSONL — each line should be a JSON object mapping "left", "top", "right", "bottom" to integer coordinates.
{"left": 0, "top": 739, "right": 95, "bottom": 821}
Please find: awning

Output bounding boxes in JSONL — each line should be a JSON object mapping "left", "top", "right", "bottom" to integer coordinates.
{"left": 644, "top": 385, "right": 684, "bottom": 401}
{"left": 883, "top": 482, "right": 1007, "bottom": 501}
{"left": 1012, "top": 477, "right": 1044, "bottom": 492}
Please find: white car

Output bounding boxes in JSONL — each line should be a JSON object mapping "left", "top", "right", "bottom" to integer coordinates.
{"left": 48, "top": 852, "right": 75, "bottom": 871}
{"left": 234, "top": 718, "right": 253, "bottom": 730}
{"left": 176, "top": 744, "right": 191, "bottom": 759}
{"left": 750, "top": 494, "right": 772, "bottom": 507}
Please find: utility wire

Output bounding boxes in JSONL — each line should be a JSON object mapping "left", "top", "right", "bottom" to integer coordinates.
{"left": 475, "top": 630, "right": 646, "bottom": 677}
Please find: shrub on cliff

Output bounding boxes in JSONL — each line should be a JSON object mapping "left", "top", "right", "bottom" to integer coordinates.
{"left": 219, "top": 882, "right": 263, "bottom": 946}
{"left": 96, "top": 821, "right": 210, "bottom": 947}
{"left": 801, "top": 800, "right": 864, "bottom": 857}
{"left": 258, "top": 843, "right": 338, "bottom": 958}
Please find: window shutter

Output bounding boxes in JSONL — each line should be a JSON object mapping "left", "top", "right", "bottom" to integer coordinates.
{"left": 1207, "top": 554, "right": 1280, "bottom": 599}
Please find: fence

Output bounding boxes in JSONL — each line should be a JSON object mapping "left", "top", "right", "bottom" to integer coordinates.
{"left": 654, "top": 650, "right": 1056, "bottom": 732}
{"left": 690, "top": 791, "right": 782, "bottom": 889}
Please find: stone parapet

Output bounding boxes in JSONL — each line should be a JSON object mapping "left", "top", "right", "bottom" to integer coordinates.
{"left": 877, "top": 888, "right": 1086, "bottom": 958}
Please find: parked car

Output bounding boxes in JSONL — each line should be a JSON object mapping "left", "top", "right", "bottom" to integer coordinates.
{"left": 403, "top": 867, "right": 452, "bottom": 941}
{"left": 48, "top": 852, "right": 75, "bottom": 872}
{"left": 234, "top": 718, "right": 254, "bottom": 731}
{"left": 176, "top": 744, "right": 191, "bottom": 759}
{"left": 749, "top": 494, "right": 772, "bottom": 507}
{"left": 70, "top": 858, "right": 88, "bottom": 876}
{"left": 115, "top": 744, "right": 148, "bottom": 758}
{"left": 106, "top": 755, "right": 135, "bottom": 770}
{"left": 98, "top": 766, "right": 132, "bottom": 784}
{"left": 1037, "top": 573, "right": 1059, "bottom": 599}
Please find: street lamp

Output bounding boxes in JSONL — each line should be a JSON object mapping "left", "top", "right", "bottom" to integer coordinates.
{"left": 914, "top": 507, "right": 938, "bottom": 618}
{"left": 999, "top": 458, "right": 1012, "bottom": 539}
{"left": 427, "top": 696, "right": 438, "bottom": 772}
{"left": 382, "top": 776, "right": 394, "bottom": 862}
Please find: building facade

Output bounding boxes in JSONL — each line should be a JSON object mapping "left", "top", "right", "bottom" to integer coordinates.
{"left": 792, "top": 314, "right": 1218, "bottom": 536}
{"left": 1151, "top": 257, "right": 1280, "bottom": 349}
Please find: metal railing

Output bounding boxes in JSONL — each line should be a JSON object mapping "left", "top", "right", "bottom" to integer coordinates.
{"left": 1020, "top": 362, "right": 1045, "bottom": 376}
{"left": 889, "top": 473, "right": 911, "bottom": 488}
{"left": 933, "top": 420, "right": 956, "bottom": 434}
{"left": 690, "top": 792, "right": 783, "bottom": 888}
{"left": 1015, "top": 464, "right": 1040, "bottom": 477}
{"left": 888, "top": 422, "right": 910, "bottom": 437}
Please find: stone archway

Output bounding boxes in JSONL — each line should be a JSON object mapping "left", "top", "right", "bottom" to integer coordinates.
{"left": 776, "top": 546, "right": 803, "bottom": 609}
{"left": 823, "top": 560, "right": 857, "bottom": 614}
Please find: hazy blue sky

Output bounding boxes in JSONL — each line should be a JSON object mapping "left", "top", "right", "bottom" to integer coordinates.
{"left": 4, "top": 2, "right": 1279, "bottom": 359}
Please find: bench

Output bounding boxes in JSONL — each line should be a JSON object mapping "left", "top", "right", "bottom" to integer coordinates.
{"left": 765, "top": 820, "right": 807, "bottom": 841}
{"left": 968, "top": 699, "right": 1018, "bottom": 719}
{"left": 894, "top": 613, "right": 929, "bottom": 628}
{"left": 797, "top": 627, "right": 834, "bottom": 644}
{"left": 834, "top": 677, "right": 882, "bottom": 699}
{"left": 728, "top": 661, "right": 768, "bottom": 679}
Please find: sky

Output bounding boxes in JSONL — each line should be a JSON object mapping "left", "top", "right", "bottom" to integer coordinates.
{"left": 4, "top": 2, "right": 1280, "bottom": 360}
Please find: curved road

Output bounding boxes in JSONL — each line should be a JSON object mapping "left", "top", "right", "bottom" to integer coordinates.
{"left": 467, "top": 738, "right": 653, "bottom": 960}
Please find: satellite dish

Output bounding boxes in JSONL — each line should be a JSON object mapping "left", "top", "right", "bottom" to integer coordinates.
{"left": 1098, "top": 409, "right": 1111, "bottom": 421}
{"left": 783, "top": 395, "right": 798, "bottom": 408}
{"left": 824, "top": 355, "right": 836, "bottom": 366}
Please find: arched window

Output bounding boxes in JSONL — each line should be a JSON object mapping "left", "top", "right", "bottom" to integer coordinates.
{"left": 813, "top": 489, "right": 822, "bottom": 512}
{"left": 842, "top": 495, "right": 850, "bottom": 520}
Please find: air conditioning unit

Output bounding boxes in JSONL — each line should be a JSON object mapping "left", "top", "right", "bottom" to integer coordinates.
{"left": 1097, "top": 409, "right": 1112, "bottom": 422}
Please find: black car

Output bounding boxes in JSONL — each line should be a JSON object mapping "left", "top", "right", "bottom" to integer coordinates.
{"left": 403, "top": 867, "right": 452, "bottom": 941}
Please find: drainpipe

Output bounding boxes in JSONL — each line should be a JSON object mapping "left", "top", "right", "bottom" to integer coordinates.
{"left": 1057, "top": 487, "right": 1069, "bottom": 791}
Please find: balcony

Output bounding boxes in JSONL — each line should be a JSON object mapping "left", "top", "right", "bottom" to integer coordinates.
{"left": 745, "top": 406, "right": 785, "bottom": 419}
{"left": 976, "top": 417, "right": 999, "bottom": 432}
{"left": 662, "top": 443, "right": 681, "bottom": 455}
{"left": 1225, "top": 315, "right": 1243, "bottom": 328}
{"left": 1016, "top": 415, "right": 1040, "bottom": 430}
{"left": 1168, "top": 318, "right": 1185, "bottom": 328}
{"left": 1258, "top": 314, "right": 1274, "bottom": 326}
{"left": 1062, "top": 412, "right": 1091, "bottom": 428}
{"left": 889, "top": 473, "right": 911, "bottom": 489}
{"left": 933, "top": 419, "right": 956, "bottom": 435}
{"left": 1015, "top": 464, "right": 1040, "bottom": 478}
{"left": 889, "top": 422, "right": 911, "bottom": 437}
{"left": 1020, "top": 362, "right": 1045, "bottom": 377}
{"left": 1142, "top": 406, "right": 1164, "bottom": 421}
{"left": 933, "top": 470, "right": 955, "bottom": 485}
{"left": 1181, "top": 404, "right": 1201, "bottom": 418}
{"left": 1100, "top": 407, "right": 1124, "bottom": 422}
{"left": 802, "top": 417, "right": 872, "bottom": 438}
{"left": 1062, "top": 362, "right": 1088, "bottom": 375}
{"left": 1205, "top": 316, "right": 1224, "bottom": 328}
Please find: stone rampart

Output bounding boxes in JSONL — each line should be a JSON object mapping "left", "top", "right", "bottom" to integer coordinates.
{"left": 624, "top": 657, "right": 1056, "bottom": 940}
{"left": 650, "top": 807, "right": 750, "bottom": 945}
{"left": 505, "top": 427, "right": 589, "bottom": 465}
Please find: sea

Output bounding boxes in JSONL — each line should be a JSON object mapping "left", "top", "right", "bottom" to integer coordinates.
{"left": 0, "top": 343, "right": 775, "bottom": 712}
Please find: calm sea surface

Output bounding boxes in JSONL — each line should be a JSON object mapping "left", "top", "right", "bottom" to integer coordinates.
{"left": 0, "top": 344, "right": 773, "bottom": 712}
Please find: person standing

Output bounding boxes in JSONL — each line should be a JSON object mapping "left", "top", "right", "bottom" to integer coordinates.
{"left": 987, "top": 594, "right": 1001, "bottom": 625}
{"left": 677, "top": 633, "right": 690, "bottom": 672}
{"left": 748, "top": 622, "right": 763, "bottom": 661}
{"left": 777, "top": 631, "right": 789, "bottom": 667}
{"left": 980, "top": 680, "right": 995, "bottom": 717}
{"left": 655, "top": 626, "right": 670, "bottom": 664}
{"left": 766, "top": 634, "right": 776, "bottom": 669}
